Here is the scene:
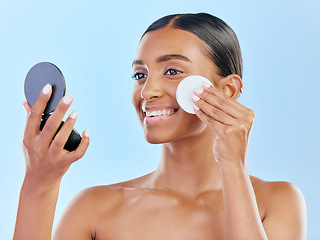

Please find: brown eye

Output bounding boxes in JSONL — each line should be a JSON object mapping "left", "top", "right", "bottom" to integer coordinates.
{"left": 132, "top": 72, "right": 148, "bottom": 80}
{"left": 165, "top": 69, "right": 182, "bottom": 75}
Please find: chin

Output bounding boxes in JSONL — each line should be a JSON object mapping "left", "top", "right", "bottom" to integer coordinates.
{"left": 145, "top": 138, "right": 165, "bottom": 144}
{"left": 143, "top": 123, "right": 208, "bottom": 145}
{"left": 143, "top": 131, "right": 174, "bottom": 144}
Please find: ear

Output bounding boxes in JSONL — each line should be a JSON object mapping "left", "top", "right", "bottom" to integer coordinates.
{"left": 220, "top": 74, "right": 243, "bottom": 99}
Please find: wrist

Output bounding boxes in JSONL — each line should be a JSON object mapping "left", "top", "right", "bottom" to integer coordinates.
{"left": 217, "top": 158, "right": 247, "bottom": 171}
{"left": 218, "top": 162, "right": 253, "bottom": 198}
{"left": 217, "top": 160, "right": 250, "bottom": 181}
{"left": 22, "top": 173, "right": 62, "bottom": 196}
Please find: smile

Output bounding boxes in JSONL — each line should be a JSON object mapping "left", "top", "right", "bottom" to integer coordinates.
{"left": 145, "top": 109, "right": 175, "bottom": 117}
{"left": 142, "top": 107, "right": 178, "bottom": 124}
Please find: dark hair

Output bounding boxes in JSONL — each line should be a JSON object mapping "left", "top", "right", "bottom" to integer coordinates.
{"left": 142, "top": 13, "right": 243, "bottom": 80}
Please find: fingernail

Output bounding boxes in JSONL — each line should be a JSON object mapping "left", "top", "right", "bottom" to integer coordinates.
{"left": 22, "top": 101, "right": 28, "bottom": 109}
{"left": 69, "top": 110, "right": 77, "bottom": 119}
{"left": 84, "top": 129, "right": 89, "bottom": 137}
{"left": 192, "top": 95, "right": 200, "bottom": 101}
{"left": 193, "top": 104, "right": 199, "bottom": 110}
{"left": 194, "top": 88, "right": 204, "bottom": 94}
{"left": 63, "top": 94, "right": 73, "bottom": 104}
{"left": 42, "top": 84, "right": 52, "bottom": 94}
{"left": 202, "top": 82, "right": 212, "bottom": 89}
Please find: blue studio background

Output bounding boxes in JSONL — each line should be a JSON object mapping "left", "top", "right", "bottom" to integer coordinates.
{"left": 1, "top": 0, "right": 319, "bottom": 238}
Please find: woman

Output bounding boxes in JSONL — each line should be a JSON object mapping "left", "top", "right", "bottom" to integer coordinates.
{"left": 14, "top": 13, "right": 307, "bottom": 239}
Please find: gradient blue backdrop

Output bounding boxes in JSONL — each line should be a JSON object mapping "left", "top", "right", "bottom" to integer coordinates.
{"left": 1, "top": 0, "right": 319, "bottom": 238}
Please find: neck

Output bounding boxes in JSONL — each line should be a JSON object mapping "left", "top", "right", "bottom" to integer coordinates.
{"left": 151, "top": 128, "right": 222, "bottom": 197}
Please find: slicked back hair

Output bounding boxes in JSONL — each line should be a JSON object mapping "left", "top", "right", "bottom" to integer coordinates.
{"left": 142, "top": 13, "right": 243, "bottom": 79}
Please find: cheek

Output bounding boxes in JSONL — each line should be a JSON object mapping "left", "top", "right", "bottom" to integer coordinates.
{"left": 162, "top": 81, "right": 180, "bottom": 102}
{"left": 183, "top": 113, "right": 207, "bottom": 131}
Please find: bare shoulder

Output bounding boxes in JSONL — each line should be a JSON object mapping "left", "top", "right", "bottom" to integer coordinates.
{"left": 57, "top": 173, "right": 154, "bottom": 217}
{"left": 249, "top": 176, "right": 307, "bottom": 239}
{"left": 67, "top": 184, "right": 125, "bottom": 208}
{"left": 53, "top": 184, "right": 135, "bottom": 239}
{"left": 67, "top": 172, "right": 153, "bottom": 203}
{"left": 250, "top": 176, "right": 305, "bottom": 205}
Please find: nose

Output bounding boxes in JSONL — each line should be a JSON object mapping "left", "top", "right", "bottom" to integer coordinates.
{"left": 141, "top": 75, "right": 164, "bottom": 101}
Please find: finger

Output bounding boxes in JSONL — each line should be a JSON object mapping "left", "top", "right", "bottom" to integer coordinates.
{"left": 50, "top": 111, "right": 77, "bottom": 150}
{"left": 194, "top": 107, "right": 226, "bottom": 131}
{"left": 23, "top": 101, "right": 31, "bottom": 114}
{"left": 198, "top": 85, "right": 251, "bottom": 119}
{"left": 193, "top": 96, "right": 236, "bottom": 126}
{"left": 68, "top": 129, "right": 90, "bottom": 163}
{"left": 40, "top": 94, "right": 73, "bottom": 147}
{"left": 23, "top": 102, "right": 31, "bottom": 132}
{"left": 201, "top": 86, "right": 256, "bottom": 128}
{"left": 24, "top": 84, "right": 52, "bottom": 137}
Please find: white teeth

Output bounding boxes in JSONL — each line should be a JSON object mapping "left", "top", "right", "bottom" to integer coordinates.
{"left": 145, "top": 109, "right": 175, "bottom": 117}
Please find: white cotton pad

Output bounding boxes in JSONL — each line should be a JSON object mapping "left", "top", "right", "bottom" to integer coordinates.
{"left": 176, "top": 75, "right": 213, "bottom": 114}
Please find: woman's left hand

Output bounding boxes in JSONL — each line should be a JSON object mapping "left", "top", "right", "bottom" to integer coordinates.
{"left": 192, "top": 84, "right": 255, "bottom": 168}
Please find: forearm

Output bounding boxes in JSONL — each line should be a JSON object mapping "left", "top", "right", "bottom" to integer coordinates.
{"left": 220, "top": 163, "right": 267, "bottom": 240}
{"left": 13, "top": 176, "right": 61, "bottom": 240}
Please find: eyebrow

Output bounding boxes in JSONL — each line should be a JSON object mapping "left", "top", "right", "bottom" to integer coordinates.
{"left": 156, "top": 54, "right": 191, "bottom": 63}
{"left": 132, "top": 60, "right": 144, "bottom": 66}
{"left": 132, "top": 54, "right": 191, "bottom": 67}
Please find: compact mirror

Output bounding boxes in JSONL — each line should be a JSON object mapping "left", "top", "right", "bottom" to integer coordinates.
{"left": 24, "top": 62, "right": 81, "bottom": 151}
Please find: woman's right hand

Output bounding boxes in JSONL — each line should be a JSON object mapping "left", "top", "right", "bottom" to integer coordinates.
{"left": 22, "top": 84, "right": 89, "bottom": 188}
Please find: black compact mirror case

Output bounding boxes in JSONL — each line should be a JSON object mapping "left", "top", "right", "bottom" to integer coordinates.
{"left": 24, "top": 62, "right": 81, "bottom": 151}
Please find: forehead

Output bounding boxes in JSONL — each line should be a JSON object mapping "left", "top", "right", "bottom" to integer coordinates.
{"left": 135, "top": 27, "right": 207, "bottom": 63}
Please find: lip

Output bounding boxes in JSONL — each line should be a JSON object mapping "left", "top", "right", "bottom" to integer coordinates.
{"left": 142, "top": 105, "right": 178, "bottom": 124}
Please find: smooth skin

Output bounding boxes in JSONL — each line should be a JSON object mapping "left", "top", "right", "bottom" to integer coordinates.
{"left": 14, "top": 27, "right": 307, "bottom": 240}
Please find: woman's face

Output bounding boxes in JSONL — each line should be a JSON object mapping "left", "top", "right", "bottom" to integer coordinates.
{"left": 131, "top": 27, "right": 221, "bottom": 144}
